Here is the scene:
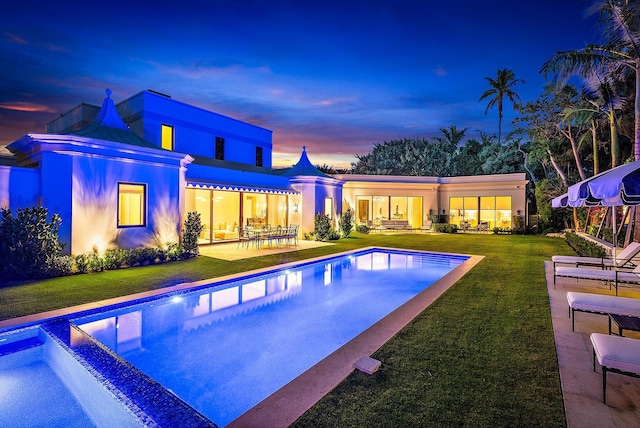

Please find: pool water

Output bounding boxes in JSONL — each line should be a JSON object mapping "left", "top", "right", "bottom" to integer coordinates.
{"left": 74, "top": 249, "right": 468, "bottom": 426}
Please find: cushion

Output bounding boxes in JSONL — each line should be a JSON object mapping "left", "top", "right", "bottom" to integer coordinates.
{"left": 567, "top": 292, "right": 640, "bottom": 317}
{"left": 591, "top": 333, "right": 640, "bottom": 374}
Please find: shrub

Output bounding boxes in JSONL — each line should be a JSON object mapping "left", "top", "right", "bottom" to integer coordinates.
{"left": 46, "top": 255, "right": 74, "bottom": 278}
{"left": 432, "top": 223, "right": 458, "bottom": 233}
{"left": 564, "top": 232, "right": 607, "bottom": 258}
{"left": 103, "top": 248, "right": 128, "bottom": 270}
{"left": 166, "top": 243, "right": 184, "bottom": 261}
{"left": 74, "top": 254, "right": 89, "bottom": 274}
{"left": 356, "top": 224, "right": 370, "bottom": 234}
{"left": 88, "top": 247, "right": 105, "bottom": 272}
{"left": 339, "top": 209, "right": 354, "bottom": 238}
{"left": 0, "top": 207, "right": 65, "bottom": 281}
{"left": 327, "top": 230, "right": 341, "bottom": 240}
{"left": 314, "top": 213, "right": 332, "bottom": 241}
{"left": 183, "top": 211, "right": 204, "bottom": 257}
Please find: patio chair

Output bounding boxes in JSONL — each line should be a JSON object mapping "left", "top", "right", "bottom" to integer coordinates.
{"left": 554, "top": 264, "right": 640, "bottom": 295}
{"left": 591, "top": 333, "right": 640, "bottom": 403}
{"left": 566, "top": 291, "right": 640, "bottom": 332}
{"left": 553, "top": 242, "right": 640, "bottom": 272}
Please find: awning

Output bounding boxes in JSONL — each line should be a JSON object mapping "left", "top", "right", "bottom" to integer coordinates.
{"left": 186, "top": 180, "right": 298, "bottom": 195}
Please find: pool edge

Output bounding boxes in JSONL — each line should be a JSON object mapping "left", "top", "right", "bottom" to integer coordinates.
{"left": 227, "top": 251, "right": 484, "bottom": 428}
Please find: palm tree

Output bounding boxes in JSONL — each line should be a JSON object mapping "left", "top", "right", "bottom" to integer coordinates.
{"left": 479, "top": 68, "right": 525, "bottom": 143}
{"left": 540, "top": 0, "right": 640, "bottom": 160}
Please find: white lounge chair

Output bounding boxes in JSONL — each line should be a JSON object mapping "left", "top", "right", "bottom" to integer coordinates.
{"left": 566, "top": 291, "right": 640, "bottom": 331}
{"left": 553, "top": 241, "right": 640, "bottom": 272}
{"left": 591, "top": 333, "right": 640, "bottom": 403}
{"left": 554, "top": 264, "right": 640, "bottom": 295}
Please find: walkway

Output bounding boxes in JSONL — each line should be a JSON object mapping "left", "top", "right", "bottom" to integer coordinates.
{"left": 548, "top": 263, "right": 640, "bottom": 427}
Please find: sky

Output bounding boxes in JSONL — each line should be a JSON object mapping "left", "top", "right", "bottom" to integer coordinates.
{"left": 0, "top": 0, "right": 602, "bottom": 169}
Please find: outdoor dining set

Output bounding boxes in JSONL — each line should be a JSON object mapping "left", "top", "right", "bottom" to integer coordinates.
{"left": 237, "top": 225, "right": 299, "bottom": 249}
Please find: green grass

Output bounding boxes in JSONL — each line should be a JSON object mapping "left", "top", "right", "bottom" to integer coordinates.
{"left": 0, "top": 233, "right": 575, "bottom": 427}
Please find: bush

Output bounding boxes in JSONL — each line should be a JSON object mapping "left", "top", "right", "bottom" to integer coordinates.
{"left": 103, "top": 248, "right": 128, "bottom": 270}
{"left": 432, "top": 223, "right": 458, "bottom": 233}
{"left": 326, "top": 230, "right": 341, "bottom": 240}
{"left": 314, "top": 213, "right": 332, "bottom": 241}
{"left": 74, "top": 253, "right": 89, "bottom": 274}
{"left": 0, "top": 207, "right": 65, "bottom": 281}
{"left": 88, "top": 248, "right": 105, "bottom": 272}
{"left": 564, "top": 232, "right": 607, "bottom": 258}
{"left": 46, "top": 255, "right": 74, "bottom": 278}
{"left": 339, "top": 209, "right": 354, "bottom": 238}
{"left": 356, "top": 224, "right": 370, "bottom": 234}
{"left": 183, "top": 211, "right": 204, "bottom": 257}
{"left": 166, "top": 243, "right": 184, "bottom": 261}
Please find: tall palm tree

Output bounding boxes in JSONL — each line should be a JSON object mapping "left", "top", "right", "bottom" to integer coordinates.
{"left": 541, "top": 0, "right": 640, "bottom": 160}
{"left": 479, "top": 68, "right": 524, "bottom": 143}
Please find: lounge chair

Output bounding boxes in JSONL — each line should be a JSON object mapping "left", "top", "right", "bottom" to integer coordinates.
{"left": 566, "top": 291, "right": 640, "bottom": 331}
{"left": 591, "top": 333, "right": 640, "bottom": 403}
{"left": 553, "top": 264, "right": 640, "bottom": 295}
{"left": 553, "top": 241, "right": 640, "bottom": 271}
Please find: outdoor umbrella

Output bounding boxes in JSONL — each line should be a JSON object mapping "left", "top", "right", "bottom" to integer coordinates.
{"left": 553, "top": 160, "right": 640, "bottom": 264}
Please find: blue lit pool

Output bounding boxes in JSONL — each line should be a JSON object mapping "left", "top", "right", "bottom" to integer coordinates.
{"left": 0, "top": 248, "right": 470, "bottom": 427}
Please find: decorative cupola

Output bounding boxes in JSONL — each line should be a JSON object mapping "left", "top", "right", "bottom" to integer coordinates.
{"left": 281, "top": 146, "right": 331, "bottom": 178}
{"left": 70, "top": 89, "right": 157, "bottom": 148}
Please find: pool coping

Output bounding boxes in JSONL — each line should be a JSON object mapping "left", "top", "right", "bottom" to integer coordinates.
{"left": 0, "top": 246, "right": 482, "bottom": 426}
{"left": 230, "top": 248, "right": 483, "bottom": 427}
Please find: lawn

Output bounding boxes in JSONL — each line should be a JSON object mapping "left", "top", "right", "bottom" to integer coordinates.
{"left": 0, "top": 233, "right": 574, "bottom": 427}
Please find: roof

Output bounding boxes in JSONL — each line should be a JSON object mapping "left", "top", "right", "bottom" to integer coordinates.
{"left": 68, "top": 89, "right": 158, "bottom": 149}
{"left": 276, "top": 146, "right": 331, "bottom": 178}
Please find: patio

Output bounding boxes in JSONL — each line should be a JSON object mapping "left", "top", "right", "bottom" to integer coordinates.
{"left": 548, "top": 262, "right": 640, "bottom": 427}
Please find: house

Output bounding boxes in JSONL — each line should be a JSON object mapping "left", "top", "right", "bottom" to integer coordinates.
{"left": 0, "top": 89, "right": 528, "bottom": 255}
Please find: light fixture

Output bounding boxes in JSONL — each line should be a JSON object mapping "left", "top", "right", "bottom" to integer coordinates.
{"left": 292, "top": 202, "right": 299, "bottom": 213}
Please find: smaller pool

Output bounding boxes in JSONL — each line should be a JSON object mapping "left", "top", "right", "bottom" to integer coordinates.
{"left": 0, "top": 326, "right": 142, "bottom": 428}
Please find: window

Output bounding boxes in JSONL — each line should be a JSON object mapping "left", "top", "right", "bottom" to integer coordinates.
{"left": 118, "top": 183, "right": 146, "bottom": 227}
{"left": 324, "top": 197, "right": 333, "bottom": 218}
{"left": 215, "top": 137, "right": 225, "bottom": 160}
{"left": 256, "top": 146, "right": 263, "bottom": 167}
{"left": 161, "top": 124, "right": 174, "bottom": 150}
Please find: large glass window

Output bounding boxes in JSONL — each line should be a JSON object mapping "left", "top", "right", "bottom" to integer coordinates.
{"left": 267, "top": 194, "right": 288, "bottom": 227}
{"left": 390, "top": 196, "right": 406, "bottom": 220}
{"left": 244, "top": 193, "right": 267, "bottom": 228}
{"left": 407, "top": 196, "right": 423, "bottom": 228}
{"left": 161, "top": 124, "right": 174, "bottom": 150}
{"left": 212, "top": 191, "right": 239, "bottom": 240}
{"left": 373, "top": 196, "right": 388, "bottom": 225}
{"left": 118, "top": 183, "right": 146, "bottom": 227}
{"left": 449, "top": 196, "right": 512, "bottom": 229}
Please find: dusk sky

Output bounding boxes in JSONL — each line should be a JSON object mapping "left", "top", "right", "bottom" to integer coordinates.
{"left": 1, "top": 1, "right": 601, "bottom": 168}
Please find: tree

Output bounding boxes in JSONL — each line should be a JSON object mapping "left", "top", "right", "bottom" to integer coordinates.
{"left": 540, "top": 0, "right": 640, "bottom": 160}
{"left": 479, "top": 68, "right": 525, "bottom": 143}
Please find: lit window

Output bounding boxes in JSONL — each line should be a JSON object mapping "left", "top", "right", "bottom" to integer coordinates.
{"left": 256, "top": 146, "right": 263, "bottom": 167}
{"left": 324, "top": 197, "right": 333, "bottom": 218}
{"left": 118, "top": 183, "right": 146, "bottom": 227}
{"left": 161, "top": 124, "right": 174, "bottom": 150}
{"left": 215, "top": 137, "right": 225, "bottom": 160}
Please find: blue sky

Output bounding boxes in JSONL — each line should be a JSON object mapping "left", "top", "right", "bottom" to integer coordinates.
{"left": 0, "top": 0, "right": 600, "bottom": 168}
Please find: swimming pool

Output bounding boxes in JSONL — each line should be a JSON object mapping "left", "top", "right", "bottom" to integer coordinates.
{"left": 0, "top": 247, "right": 472, "bottom": 427}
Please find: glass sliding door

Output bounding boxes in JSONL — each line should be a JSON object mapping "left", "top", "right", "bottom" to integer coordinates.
{"left": 267, "top": 194, "right": 288, "bottom": 228}
{"left": 212, "top": 191, "right": 239, "bottom": 241}
{"left": 496, "top": 196, "right": 512, "bottom": 228}
{"left": 243, "top": 193, "right": 268, "bottom": 229}
{"left": 373, "top": 196, "right": 388, "bottom": 225}
{"left": 480, "top": 196, "right": 496, "bottom": 229}
{"left": 185, "top": 188, "right": 212, "bottom": 244}
{"left": 356, "top": 197, "right": 372, "bottom": 225}
{"left": 407, "top": 197, "right": 423, "bottom": 228}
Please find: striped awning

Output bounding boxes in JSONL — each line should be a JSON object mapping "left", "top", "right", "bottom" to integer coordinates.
{"left": 186, "top": 180, "right": 298, "bottom": 195}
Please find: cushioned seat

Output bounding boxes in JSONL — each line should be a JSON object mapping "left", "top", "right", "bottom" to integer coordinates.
{"left": 553, "top": 242, "right": 640, "bottom": 270}
{"left": 591, "top": 333, "right": 640, "bottom": 403}
{"left": 554, "top": 264, "right": 640, "bottom": 295}
{"left": 567, "top": 292, "right": 640, "bottom": 331}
